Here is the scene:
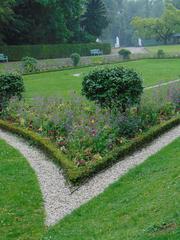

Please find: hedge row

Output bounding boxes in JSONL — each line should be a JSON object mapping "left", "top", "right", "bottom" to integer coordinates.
{"left": 0, "top": 43, "right": 111, "bottom": 61}
{"left": 0, "top": 117, "right": 179, "bottom": 184}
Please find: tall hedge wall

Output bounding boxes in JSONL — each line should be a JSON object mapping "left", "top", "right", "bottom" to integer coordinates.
{"left": 0, "top": 43, "right": 111, "bottom": 61}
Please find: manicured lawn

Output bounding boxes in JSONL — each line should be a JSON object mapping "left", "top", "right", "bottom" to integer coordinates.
{"left": 0, "top": 140, "right": 45, "bottom": 240}
{"left": 43, "top": 138, "right": 180, "bottom": 240}
{"left": 146, "top": 45, "right": 180, "bottom": 54}
{"left": 24, "top": 59, "right": 180, "bottom": 99}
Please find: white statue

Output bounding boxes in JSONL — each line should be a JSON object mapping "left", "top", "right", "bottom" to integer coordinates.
{"left": 115, "top": 36, "right": 120, "bottom": 48}
{"left": 138, "top": 38, "right": 142, "bottom": 47}
{"left": 96, "top": 38, "right": 100, "bottom": 43}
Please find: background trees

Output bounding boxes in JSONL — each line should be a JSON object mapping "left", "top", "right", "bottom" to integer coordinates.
{"left": 0, "top": 0, "right": 108, "bottom": 45}
{"left": 81, "top": 0, "right": 108, "bottom": 37}
{"left": 131, "top": 3, "right": 180, "bottom": 44}
{"left": 1, "top": 0, "right": 180, "bottom": 46}
{"left": 102, "top": 0, "right": 164, "bottom": 46}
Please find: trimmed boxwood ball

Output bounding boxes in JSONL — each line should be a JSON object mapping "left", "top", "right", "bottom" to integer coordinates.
{"left": 70, "top": 53, "right": 80, "bottom": 67}
{"left": 82, "top": 66, "right": 143, "bottom": 112}
{"left": 0, "top": 73, "right": 24, "bottom": 111}
{"left": 21, "top": 56, "right": 39, "bottom": 73}
{"left": 118, "top": 49, "right": 131, "bottom": 59}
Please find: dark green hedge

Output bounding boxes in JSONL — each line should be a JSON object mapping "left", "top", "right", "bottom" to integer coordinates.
{"left": 0, "top": 43, "right": 111, "bottom": 61}
{"left": 0, "top": 117, "right": 179, "bottom": 184}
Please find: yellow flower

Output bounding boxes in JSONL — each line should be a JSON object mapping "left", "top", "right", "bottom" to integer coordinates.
{"left": 91, "top": 119, "right": 95, "bottom": 124}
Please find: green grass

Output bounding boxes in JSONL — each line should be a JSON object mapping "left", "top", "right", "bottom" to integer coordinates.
{"left": 0, "top": 134, "right": 179, "bottom": 239}
{"left": 43, "top": 138, "right": 180, "bottom": 240}
{"left": 146, "top": 45, "right": 180, "bottom": 54}
{"left": 24, "top": 59, "right": 180, "bottom": 99}
{"left": 0, "top": 139, "right": 45, "bottom": 240}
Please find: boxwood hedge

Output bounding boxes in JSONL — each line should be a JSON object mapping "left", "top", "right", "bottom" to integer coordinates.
{"left": 0, "top": 117, "right": 179, "bottom": 184}
{"left": 0, "top": 43, "right": 111, "bottom": 61}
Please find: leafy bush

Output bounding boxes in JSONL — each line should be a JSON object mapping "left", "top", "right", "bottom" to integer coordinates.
{"left": 0, "top": 43, "right": 111, "bottom": 61}
{"left": 82, "top": 66, "right": 143, "bottom": 112}
{"left": 70, "top": 53, "right": 80, "bottom": 67}
{"left": 21, "top": 56, "right": 39, "bottom": 73}
{"left": 3, "top": 89, "right": 178, "bottom": 171}
{"left": 157, "top": 49, "right": 165, "bottom": 58}
{"left": 118, "top": 49, "right": 131, "bottom": 59}
{"left": 113, "top": 114, "right": 142, "bottom": 138}
{"left": 0, "top": 73, "right": 24, "bottom": 112}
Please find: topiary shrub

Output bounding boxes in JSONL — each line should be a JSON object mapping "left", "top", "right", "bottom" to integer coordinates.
{"left": 157, "top": 49, "right": 165, "bottom": 58}
{"left": 118, "top": 49, "right": 131, "bottom": 59}
{"left": 0, "top": 73, "right": 24, "bottom": 112}
{"left": 70, "top": 53, "right": 81, "bottom": 67}
{"left": 21, "top": 56, "right": 39, "bottom": 73}
{"left": 82, "top": 66, "right": 143, "bottom": 112}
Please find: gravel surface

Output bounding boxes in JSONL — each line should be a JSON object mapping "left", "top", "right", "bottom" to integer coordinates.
{"left": 145, "top": 79, "right": 180, "bottom": 90}
{"left": 0, "top": 126, "right": 179, "bottom": 226}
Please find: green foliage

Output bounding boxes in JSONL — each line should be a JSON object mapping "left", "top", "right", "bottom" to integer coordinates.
{"left": 0, "top": 43, "right": 111, "bottom": 61}
{"left": 157, "top": 49, "right": 165, "bottom": 58}
{"left": 118, "top": 49, "right": 131, "bottom": 59}
{"left": 131, "top": 3, "right": 180, "bottom": 44}
{"left": 70, "top": 53, "right": 80, "bottom": 67}
{"left": 43, "top": 138, "right": 180, "bottom": 239}
{"left": 0, "top": 0, "right": 15, "bottom": 43}
{"left": 82, "top": 0, "right": 109, "bottom": 37}
{"left": 82, "top": 66, "right": 143, "bottom": 111}
{"left": 103, "top": 0, "right": 164, "bottom": 46}
{"left": 1, "top": 0, "right": 84, "bottom": 45}
{"left": 0, "top": 73, "right": 24, "bottom": 111}
{"left": 21, "top": 56, "right": 39, "bottom": 73}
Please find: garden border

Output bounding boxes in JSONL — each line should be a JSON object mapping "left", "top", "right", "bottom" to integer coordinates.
{"left": 0, "top": 117, "right": 179, "bottom": 184}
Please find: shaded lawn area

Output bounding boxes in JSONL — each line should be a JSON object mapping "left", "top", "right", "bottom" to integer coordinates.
{"left": 146, "top": 45, "right": 180, "bottom": 54}
{"left": 0, "top": 139, "right": 45, "bottom": 240}
{"left": 43, "top": 138, "right": 180, "bottom": 240}
{"left": 24, "top": 59, "right": 180, "bottom": 99}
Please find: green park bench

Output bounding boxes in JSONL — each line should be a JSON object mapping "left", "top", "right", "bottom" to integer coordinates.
{"left": 90, "top": 49, "right": 103, "bottom": 56}
{"left": 0, "top": 53, "right": 8, "bottom": 62}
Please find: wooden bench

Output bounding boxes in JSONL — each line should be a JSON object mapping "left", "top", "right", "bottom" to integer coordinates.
{"left": 90, "top": 49, "right": 103, "bottom": 56}
{"left": 0, "top": 53, "right": 8, "bottom": 62}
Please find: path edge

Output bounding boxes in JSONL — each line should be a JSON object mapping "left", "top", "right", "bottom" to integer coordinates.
{"left": 0, "top": 117, "right": 179, "bottom": 185}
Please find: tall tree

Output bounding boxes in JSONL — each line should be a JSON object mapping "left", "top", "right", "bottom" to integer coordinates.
{"left": 1, "top": 0, "right": 84, "bottom": 44}
{"left": 81, "top": 0, "right": 108, "bottom": 37}
{"left": 0, "top": 0, "right": 15, "bottom": 43}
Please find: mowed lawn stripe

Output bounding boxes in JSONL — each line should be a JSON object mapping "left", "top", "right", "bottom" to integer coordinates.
{"left": 0, "top": 140, "right": 45, "bottom": 240}
{"left": 43, "top": 138, "right": 180, "bottom": 240}
{"left": 24, "top": 59, "right": 180, "bottom": 98}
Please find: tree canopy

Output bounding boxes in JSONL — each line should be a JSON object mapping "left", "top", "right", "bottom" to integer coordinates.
{"left": 131, "top": 3, "right": 180, "bottom": 44}
{"left": 0, "top": 0, "right": 108, "bottom": 45}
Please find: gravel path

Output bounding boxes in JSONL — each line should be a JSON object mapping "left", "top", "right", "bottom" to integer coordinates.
{"left": 0, "top": 126, "right": 179, "bottom": 226}
{"left": 145, "top": 79, "right": 180, "bottom": 90}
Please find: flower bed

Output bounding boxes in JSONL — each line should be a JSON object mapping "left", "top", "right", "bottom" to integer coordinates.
{"left": 0, "top": 89, "right": 179, "bottom": 184}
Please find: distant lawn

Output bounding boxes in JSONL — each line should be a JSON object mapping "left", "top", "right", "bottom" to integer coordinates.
{"left": 146, "top": 45, "right": 180, "bottom": 54}
{"left": 43, "top": 138, "right": 180, "bottom": 240}
{"left": 0, "top": 140, "right": 44, "bottom": 240}
{"left": 24, "top": 59, "right": 180, "bottom": 99}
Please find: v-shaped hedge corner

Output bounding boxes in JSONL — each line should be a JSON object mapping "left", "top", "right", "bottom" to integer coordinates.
{"left": 0, "top": 117, "right": 179, "bottom": 185}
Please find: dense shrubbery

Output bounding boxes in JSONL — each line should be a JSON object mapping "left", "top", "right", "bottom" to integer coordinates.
{"left": 70, "top": 53, "right": 80, "bottom": 67}
{"left": 3, "top": 86, "right": 179, "bottom": 167}
{"left": 157, "top": 49, "right": 165, "bottom": 58}
{"left": 21, "top": 56, "right": 39, "bottom": 73}
{"left": 0, "top": 74, "right": 24, "bottom": 112}
{"left": 118, "top": 49, "right": 131, "bottom": 59}
{"left": 0, "top": 43, "right": 111, "bottom": 61}
{"left": 82, "top": 67, "right": 143, "bottom": 112}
